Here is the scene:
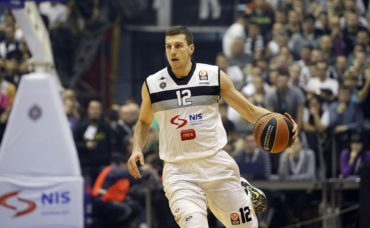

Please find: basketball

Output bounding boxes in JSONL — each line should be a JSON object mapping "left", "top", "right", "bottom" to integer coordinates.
{"left": 253, "top": 113, "right": 293, "bottom": 153}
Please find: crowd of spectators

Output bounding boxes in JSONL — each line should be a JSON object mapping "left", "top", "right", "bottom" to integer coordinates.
{"left": 217, "top": 0, "right": 370, "bottom": 225}
{"left": 220, "top": 0, "right": 370, "bottom": 182}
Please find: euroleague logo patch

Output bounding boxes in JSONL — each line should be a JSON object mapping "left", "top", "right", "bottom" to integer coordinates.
{"left": 230, "top": 212, "right": 240, "bottom": 225}
{"left": 0, "top": 191, "right": 36, "bottom": 217}
{"left": 199, "top": 70, "right": 208, "bottom": 80}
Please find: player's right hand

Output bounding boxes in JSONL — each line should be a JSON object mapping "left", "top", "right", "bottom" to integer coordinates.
{"left": 128, "top": 152, "right": 145, "bottom": 179}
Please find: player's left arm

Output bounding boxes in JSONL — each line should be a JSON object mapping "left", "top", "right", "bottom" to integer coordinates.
{"left": 220, "top": 70, "right": 298, "bottom": 142}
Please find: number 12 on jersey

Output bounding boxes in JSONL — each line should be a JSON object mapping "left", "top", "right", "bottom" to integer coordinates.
{"left": 176, "top": 89, "right": 192, "bottom": 106}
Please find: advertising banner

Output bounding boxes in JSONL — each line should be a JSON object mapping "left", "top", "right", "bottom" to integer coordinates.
{"left": 0, "top": 176, "right": 83, "bottom": 228}
{"left": 0, "top": 73, "right": 83, "bottom": 227}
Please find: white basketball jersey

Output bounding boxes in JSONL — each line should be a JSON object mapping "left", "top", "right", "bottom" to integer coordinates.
{"left": 146, "top": 63, "right": 227, "bottom": 162}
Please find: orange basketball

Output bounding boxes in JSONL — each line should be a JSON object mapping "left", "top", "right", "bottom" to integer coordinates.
{"left": 253, "top": 113, "right": 293, "bottom": 153}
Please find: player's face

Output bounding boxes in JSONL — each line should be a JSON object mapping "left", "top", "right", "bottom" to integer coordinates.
{"left": 165, "top": 34, "right": 194, "bottom": 70}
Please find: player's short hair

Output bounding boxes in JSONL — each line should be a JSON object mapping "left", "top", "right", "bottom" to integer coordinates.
{"left": 166, "top": 25, "right": 194, "bottom": 45}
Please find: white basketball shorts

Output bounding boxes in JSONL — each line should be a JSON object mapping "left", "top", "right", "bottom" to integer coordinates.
{"left": 162, "top": 150, "right": 258, "bottom": 228}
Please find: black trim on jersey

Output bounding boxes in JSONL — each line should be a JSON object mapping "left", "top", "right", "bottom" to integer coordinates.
{"left": 144, "top": 79, "right": 152, "bottom": 103}
{"left": 167, "top": 62, "right": 196, "bottom": 85}
{"left": 150, "top": 86, "right": 219, "bottom": 103}
{"left": 218, "top": 66, "right": 221, "bottom": 93}
{"left": 217, "top": 67, "right": 221, "bottom": 102}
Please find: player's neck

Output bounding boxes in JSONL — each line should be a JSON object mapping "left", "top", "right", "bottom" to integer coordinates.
{"left": 171, "top": 61, "right": 193, "bottom": 78}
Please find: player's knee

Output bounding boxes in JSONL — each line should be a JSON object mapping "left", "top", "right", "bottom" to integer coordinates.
{"left": 178, "top": 212, "right": 208, "bottom": 228}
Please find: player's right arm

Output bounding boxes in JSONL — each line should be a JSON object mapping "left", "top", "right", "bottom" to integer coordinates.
{"left": 128, "top": 82, "right": 154, "bottom": 179}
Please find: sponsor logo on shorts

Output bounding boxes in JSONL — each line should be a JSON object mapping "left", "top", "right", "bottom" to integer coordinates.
{"left": 230, "top": 212, "right": 240, "bottom": 225}
{"left": 185, "top": 215, "right": 193, "bottom": 222}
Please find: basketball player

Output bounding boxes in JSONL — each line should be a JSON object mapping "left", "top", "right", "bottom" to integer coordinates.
{"left": 128, "top": 26, "right": 297, "bottom": 228}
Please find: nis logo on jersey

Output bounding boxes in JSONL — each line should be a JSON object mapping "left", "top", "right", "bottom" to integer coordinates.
{"left": 170, "top": 113, "right": 202, "bottom": 141}
{"left": 170, "top": 113, "right": 203, "bottom": 129}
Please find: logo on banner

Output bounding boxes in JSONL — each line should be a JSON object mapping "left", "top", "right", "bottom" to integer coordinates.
{"left": 28, "top": 104, "right": 42, "bottom": 121}
{"left": 0, "top": 191, "right": 36, "bottom": 217}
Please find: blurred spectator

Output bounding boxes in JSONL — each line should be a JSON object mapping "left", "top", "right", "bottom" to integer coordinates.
{"left": 242, "top": 71, "right": 271, "bottom": 107}
{"left": 274, "top": 9, "right": 286, "bottom": 24}
{"left": 340, "top": 9, "right": 368, "bottom": 30}
{"left": 215, "top": 52, "right": 245, "bottom": 89}
{"left": 350, "top": 49, "right": 368, "bottom": 76}
{"left": 288, "top": 14, "right": 318, "bottom": 58}
{"left": 343, "top": 66, "right": 362, "bottom": 102}
{"left": 315, "top": 12, "right": 330, "bottom": 35}
{"left": 318, "top": 35, "right": 335, "bottom": 65}
{"left": 234, "top": 131, "right": 271, "bottom": 180}
{"left": 288, "top": 63, "right": 307, "bottom": 89}
{"left": 303, "top": 94, "right": 329, "bottom": 135}
{"left": 332, "top": 55, "right": 348, "bottom": 82}
{"left": 357, "top": 67, "right": 370, "bottom": 124}
{"left": 91, "top": 152, "right": 161, "bottom": 228}
{"left": 228, "top": 37, "right": 251, "bottom": 70}
{"left": 329, "top": 15, "right": 349, "bottom": 56}
{"left": 0, "top": 10, "right": 23, "bottom": 41}
{"left": 64, "top": 97, "right": 79, "bottom": 132}
{"left": 198, "top": 0, "right": 221, "bottom": 20}
{"left": 222, "top": 15, "right": 247, "bottom": 58}
{"left": 0, "top": 23, "right": 22, "bottom": 60}
{"left": 63, "top": 88, "right": 81, "bottom": 117}
{"left": 310, "top": 48, "right": 324, "bottom": 64}
{"left": 0, "top": 72, "right": 15, "bottom": 105}
{"left": 302, "top": 93, "right": 329, "bottom": 169}
{"left": 295, "top": 45, "right": 312, "bottom": 80}
{"left": 244, "top": 0, "right": 274, "bottom": 37}
{"left": 266, "top": 22, "right": 288, "bottom": 57}
{"left": 278, "top": 138, "right": 316, "bottom": 181}
{"left": 286, "top": 10, "right": 301, "bottom": 36}
{"left": 265, "top": 68, "right": 305, "bottom": 128}
{"left": 306, "top": 61, "right": 339, "bottom": 98}
{"left": 269, "top": 52, "right": 292, "bottom": 71}
{"left": 355, "top": 30, "right": 370, "bottom": 54}
{"left": 74, "top": 100, "right": 112, "bottom": 185}
{"left": 340, "top": 131, "right": 370, "bottom": 178}
{"left": 40, "top": 1, "right": 74, "bottom": 84}
{"left": 342, "top": 10, "right": 367, "bottom": 53}
{"left": 328, "top": 86, "right": 363, "bottom": 136}
{"left": 111, "top": 102, "right": 139, "bottom": 159}
{"left": 267, "top": 68, "right": 278, "bottom": 89}
{"left": 39, "top": 2, "right": 70, "bottom": 30}
{"left": 245, "top": 22, "right": 264, "bottom": 57}
{"left": 3, "top": 56, "right": 21, "bottom": 85}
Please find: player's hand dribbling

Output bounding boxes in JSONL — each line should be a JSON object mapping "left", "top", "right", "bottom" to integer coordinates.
{"left": 284, "top": 112, "right": 298, "bottom": 146}
{"left": 128, "top": 152, "right": 145, "bottom": 179}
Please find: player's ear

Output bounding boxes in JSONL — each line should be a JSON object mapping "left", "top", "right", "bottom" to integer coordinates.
{"left": 189, "top": 44, "right": 195, "bottom": 55}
